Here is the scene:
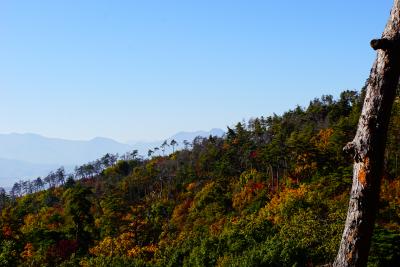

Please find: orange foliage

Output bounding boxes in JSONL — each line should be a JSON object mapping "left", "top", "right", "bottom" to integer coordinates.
{"left": 171, "top": 199, "right": 193, "bottom": 227}
{"left": 381, "top": 179, "right": 400, "bottom": 204}
{"left": 21, "top": 243, "right": 34, "bottom": 259}
{"left": 209, "top": 217, "right": 226, "bottom": 236}
{"left": 21, "top": 207, "right": 64, "bottom": 234}
{"left": 263, "top": 185, "right": 308, "bottom": 224}
{"left": 380, "top": 178, "right": 400, "bottom": 229}
{"left": 232, "top": 186, "right": 253, "bottom": 211}
{"left": 294, "top": 153, "right": 317, "bottom": 178}
{"left": 232, "top": 181, "right": 266, "bottom": 212}
{"left": 127, "top": 245, "right": 141, "bottom": 257}
{"left": 222, "top": 142, "right": 230, "bottom": 150}
{"left": 312, "top": 128, "right": 334, "bottom": 151}
{"left": 127, "top": 243, "right": 158, "bottom": 258}
{"left": 2, "top": 225, "right": 12, "bottom": 238}
{"left": 230, "top": 216, "right": 239, "bottom": 225}
{"left": 186, "top": 182, "right": 197, "bottom": 192}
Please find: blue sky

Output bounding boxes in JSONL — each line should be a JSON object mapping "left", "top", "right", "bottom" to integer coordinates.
{"left": 0, "top": 0, "right": 394, "bottom": 142}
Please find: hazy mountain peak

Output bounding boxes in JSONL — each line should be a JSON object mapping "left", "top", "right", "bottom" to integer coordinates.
{"left": 90, "top": 136, "right": 120, "bottom": 143}
{"left": 0, "top": 129, "right": 225, "bottom": 187}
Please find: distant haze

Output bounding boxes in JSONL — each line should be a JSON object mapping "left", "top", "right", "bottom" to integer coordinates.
{"left": 0, "top": 129, "right": 224, "bottom": 187}
{"left": 0, "top": 1, "right": 391, "bottom": 142}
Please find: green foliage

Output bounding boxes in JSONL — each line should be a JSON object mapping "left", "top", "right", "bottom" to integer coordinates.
{"left": 0, "top": 240, "right": 18, "bottom": 267}
{"left": 79, "top": 256, "right": 148, "bottom": 267}
{"left": 368, "top": 228, "right": 400, "bottom": 267}
{"left": 63, "top": 184, "right": 94, "bottom": 254}
{"left": 1, "top": 90, "right": 400, "bottom": 266}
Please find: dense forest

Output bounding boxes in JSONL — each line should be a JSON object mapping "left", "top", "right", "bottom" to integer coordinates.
{"left": 0, "top": 88, "right": 399, "bottom": 267}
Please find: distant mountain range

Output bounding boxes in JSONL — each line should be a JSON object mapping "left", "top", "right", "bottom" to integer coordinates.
{"left": 0, "top": 158, "right": 71, "bottom": 189}
{"left": 0, "top": 129, "right": 224, "bottom": 187}
{"left": 0, "top": 133, "right": 132, "bottom": 166}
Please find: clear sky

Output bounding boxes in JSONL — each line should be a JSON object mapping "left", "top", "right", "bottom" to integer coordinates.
{"left": 0, "top": 0, "right": 394, "bottom": 142}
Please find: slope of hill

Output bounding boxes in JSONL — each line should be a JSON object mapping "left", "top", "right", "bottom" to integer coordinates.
{"left": 0, "top": 90, "right": 399, "bottom": 266}
{"left": 0, "top": 129, "right": 223, "bottom": 186}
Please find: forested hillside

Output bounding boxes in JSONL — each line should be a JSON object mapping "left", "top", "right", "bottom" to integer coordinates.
{"left": 0, "top": 89, "right": 399, "bottom": 267}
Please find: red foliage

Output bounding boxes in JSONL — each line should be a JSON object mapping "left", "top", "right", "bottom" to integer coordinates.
{"left": 2, "top": 225, "right": 12, "bottom": 238}
{"left": 251, "top": 182, "right": 265, "bottom": 192}
{"left": 250, "top": 150, "right": 258, "bottom": 159}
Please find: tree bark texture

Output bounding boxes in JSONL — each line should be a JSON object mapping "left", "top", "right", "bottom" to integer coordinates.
{"left": 334, "top": 1, "right": 400, "bottom": 266}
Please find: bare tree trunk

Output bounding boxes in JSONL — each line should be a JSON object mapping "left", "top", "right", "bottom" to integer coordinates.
{"left": 276, "top": 168, "right": 279, "bottom": 192}
{"left": 334, "top": 1, "right": 400, "bottom": 266}
{"left": 269, "top": 164, "right": 274, "bottom": 190}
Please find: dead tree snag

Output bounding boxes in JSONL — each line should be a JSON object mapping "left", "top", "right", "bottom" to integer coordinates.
{"left": 334, "top": 1, "right": 400, "bottom": 266}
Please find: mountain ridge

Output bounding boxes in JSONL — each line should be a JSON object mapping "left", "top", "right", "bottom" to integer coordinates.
{"left": 0, "top": 129, "right": 224, "bottom": 186}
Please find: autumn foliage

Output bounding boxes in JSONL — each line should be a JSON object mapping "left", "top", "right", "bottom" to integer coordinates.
{"left": 0, "top": 90, "right": 399, "bottom": 266}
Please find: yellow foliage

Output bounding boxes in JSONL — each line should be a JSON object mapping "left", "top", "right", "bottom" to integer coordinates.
{"left": 89, "top": 232, "right": 135, "bottom": 257}
{"left": 129, "top": 204, "right": 146, "bottom": 214}
{"left": 21, "top": 214, "right": 37, "bottom": 234}
{"left": 21, "top": 207, "right": 64, "bottom": 234}
{"left": 144, "top": 243, "right": 158, "bottom": 253}
{"left": 127, "top": 243, "right": 158, "bottom": 257}
{"left": 312, "top": 128, "right": 334, "bottom": 151}
{"left": 190, "top": 181, "right": 216, "bottom": 211}
{"left": 261, "top": 185, "right": 308, "bottom": 224}
{"left": 216, "top": 255, "right": 231, "bottom": 267}
{"left": 171, "top": 199, "right": 192, "bottom": 228}
{"left": 186, "top": 182, "right": 197, "bottom": 191}
{"left": 239, "top": 169, "right": 262, "bottom": 186}
{"left": 294, "top": 153, "right": 317, "bottom": 177}
{"left": 232, "top": 186, "right": 253, "bottom": 211}
{"left": 222, "top": 142, "right": 230, "bottom": 150}
{"left": 127, "top": 245, "right": 141, "bottom": 257}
